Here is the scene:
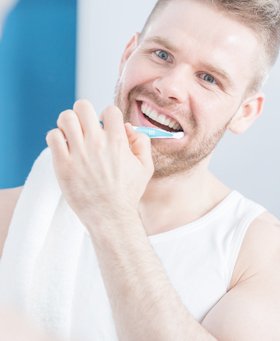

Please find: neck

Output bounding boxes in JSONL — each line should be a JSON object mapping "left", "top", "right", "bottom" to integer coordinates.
{"left": 139, "top": 160, "right": 231, "bottom": 236}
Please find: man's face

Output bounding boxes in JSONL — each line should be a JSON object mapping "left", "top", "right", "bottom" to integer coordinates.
{"left": 115, "top": 0, "right": 260, "bottom": 177}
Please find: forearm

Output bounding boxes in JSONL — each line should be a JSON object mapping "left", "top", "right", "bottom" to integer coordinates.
{"left": 87, "top": 212, "right": 217, "bottom": 341}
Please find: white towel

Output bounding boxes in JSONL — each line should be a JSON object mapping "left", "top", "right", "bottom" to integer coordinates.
{"left": 0, "top": 148, "right": 109, "bottom": 340}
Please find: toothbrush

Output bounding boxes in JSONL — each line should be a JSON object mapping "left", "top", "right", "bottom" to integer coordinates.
{"left": 99, "top": 121, "right": 184, "bottom": 139}
{"left": 132, "top": 126, "right": 184, "bottom": 139}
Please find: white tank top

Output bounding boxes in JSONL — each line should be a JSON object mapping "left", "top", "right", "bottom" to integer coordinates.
{"left": 0, "top": 149, "right": 265, "bottom": 340}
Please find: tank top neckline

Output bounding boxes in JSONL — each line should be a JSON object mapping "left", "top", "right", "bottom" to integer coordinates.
{"left": 148, "top": 190, "right": 240, "bottom": 243}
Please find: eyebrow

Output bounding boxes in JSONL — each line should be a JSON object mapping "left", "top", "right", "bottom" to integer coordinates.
{"left": 199, "top": 62, "right": 234, "bottom": 89}
{"left": 144, "top": 36, "right": 180, "bottom": 53}
{"left": 143, "top": 36, "right": 234, "bottom": 89}
{"left": 201, "top": 63, "right": 233, "bottom": 87}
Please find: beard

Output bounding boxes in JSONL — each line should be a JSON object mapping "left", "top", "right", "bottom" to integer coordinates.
{"left": 114, "top": 81, "right": 229, "bottom": 178}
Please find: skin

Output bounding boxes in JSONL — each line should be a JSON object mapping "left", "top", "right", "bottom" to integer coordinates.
{"left": 0, "top": 187, "right": 22, "bottom": 256}
{"left": 1, "top": 0, "right": 280, "bottom": 340}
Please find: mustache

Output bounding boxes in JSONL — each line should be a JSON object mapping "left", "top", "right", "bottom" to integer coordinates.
{"left": 128, "top": 86, "right": 181, "bottom": 110}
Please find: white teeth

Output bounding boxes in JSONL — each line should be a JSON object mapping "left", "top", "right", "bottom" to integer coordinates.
{"left": 149, "top": 111, "right": 158, "bottom": 121}
{"left": 158, "top": 114, "right": 167, "bottom": 125}
{"left": 141, "top": 103, "right": 182, "bottom": 131}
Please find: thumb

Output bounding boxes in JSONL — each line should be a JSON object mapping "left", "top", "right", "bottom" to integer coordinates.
{"left": 125, "top": 123, "right": 154, "bottom": 170}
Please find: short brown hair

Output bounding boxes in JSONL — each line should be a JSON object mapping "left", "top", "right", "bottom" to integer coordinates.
{"left": 140, "top": 0, "right": 280, "bottom": 91}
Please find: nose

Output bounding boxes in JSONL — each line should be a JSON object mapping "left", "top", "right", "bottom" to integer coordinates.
{"left": 152, "top": 65, "right": 191, "bottom": 104}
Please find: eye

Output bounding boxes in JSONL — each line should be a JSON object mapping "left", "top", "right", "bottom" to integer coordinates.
{"left": 154, "top": 49, "right": 172, "bottom": 62}
{"left": 199, "top": 73, "right": 217, "bottom": 85}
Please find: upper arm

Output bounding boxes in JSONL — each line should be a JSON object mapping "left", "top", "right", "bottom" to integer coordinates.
{"left": 0, "top": 186, "right": 23, "bottom": 256}
{"left": 201, "top": 213, "right": 280, "bottom": 340}
{"left": 202, "top": 272, "right": 280, "bottom": 340}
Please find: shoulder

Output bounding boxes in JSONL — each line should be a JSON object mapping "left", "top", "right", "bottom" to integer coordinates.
{"left": 0, "top": 187, "right": 23, "bottom": 256}
{"left": 202, "top": 211, "right": 280, "bottom": 339}
{"left": 229, "top": 210, "right": 280, "bottom": 289}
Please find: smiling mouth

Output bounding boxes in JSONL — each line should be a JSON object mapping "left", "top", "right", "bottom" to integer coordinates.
{"left": 138, "top": 101, "right": 183, "bottom": 133}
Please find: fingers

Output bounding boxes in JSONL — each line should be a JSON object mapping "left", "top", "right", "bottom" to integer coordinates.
{"left": 101, "top": 105, "right": 127, "bottom": 141}
{"left": 48, "top": 101, "right": 153, "bottom": 170}
{"left": 125, "top": 123, "right": 154, "bottom": 172}
{"left": 73, "top": 99, "right": 103, "bottom": 141}
{"left": 74, "top": 100, "right": 127, "bottom": 143}
{"left": 46, "top": 128, "right": 69, "bottom": 162}
{"left": 52, "top": 99, "right": 99, "bottom": 155}
{"left": 56, "top": 110, "right": 84, "bottom": 154}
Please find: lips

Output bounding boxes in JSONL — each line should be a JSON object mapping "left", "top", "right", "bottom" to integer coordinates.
{"left": 136, "top": 100, "right": 184, "bottom": 133}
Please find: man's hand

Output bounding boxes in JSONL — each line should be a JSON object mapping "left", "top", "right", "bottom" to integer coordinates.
{"left": 46, "top": 99, "right": 154, "bottom": 229}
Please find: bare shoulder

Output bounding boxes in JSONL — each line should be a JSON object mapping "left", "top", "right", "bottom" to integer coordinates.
{"left": 229, "top": 210, "right": 280, "bottom": 289}
{"left": 0, "top": 186, "right": 23, "bottom": 256}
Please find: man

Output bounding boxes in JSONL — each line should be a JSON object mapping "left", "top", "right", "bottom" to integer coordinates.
{"left": 1, "top": 0, "right": 280, "bottom": 340}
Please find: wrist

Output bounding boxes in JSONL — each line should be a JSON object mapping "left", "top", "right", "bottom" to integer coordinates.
{"left": 83, "top": 203, "right": 143, "bottom": 240}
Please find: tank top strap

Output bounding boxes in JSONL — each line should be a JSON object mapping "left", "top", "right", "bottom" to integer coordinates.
{"left": 225, "top": 191, "right": 266, "bottom": 288}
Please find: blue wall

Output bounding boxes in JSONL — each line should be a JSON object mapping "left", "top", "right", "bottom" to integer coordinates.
{"left": 0, "top": 0, "right": 77, "bottom": 188}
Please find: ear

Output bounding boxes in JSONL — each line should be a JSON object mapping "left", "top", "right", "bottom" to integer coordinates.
{"left": 119, "top": 33, "right": 140, "bottom": 75}
{"left": 228, "top": 93, "right": 265, "bottom": 134}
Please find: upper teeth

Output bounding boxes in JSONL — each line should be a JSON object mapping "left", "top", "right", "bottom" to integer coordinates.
{"left": 141, "top": 103, "right": 182, "bottom": 131}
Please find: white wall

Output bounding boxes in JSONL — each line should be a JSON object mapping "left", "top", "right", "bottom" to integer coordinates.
{"left": 76, "top": 0, "right": 156, "bottom": 111}
{"left": 77, "top": 0, "right": 280, "bottom": 217}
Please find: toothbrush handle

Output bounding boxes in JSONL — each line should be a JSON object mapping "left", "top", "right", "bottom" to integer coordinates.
{"left": 99, "top": 121, "right": 182, "bottom": 139}
{"left": 99, "top": 121, "right": 156, "bottom": 137}
{"left": 132, "top": 126, "right": 159, "bottom": 137}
